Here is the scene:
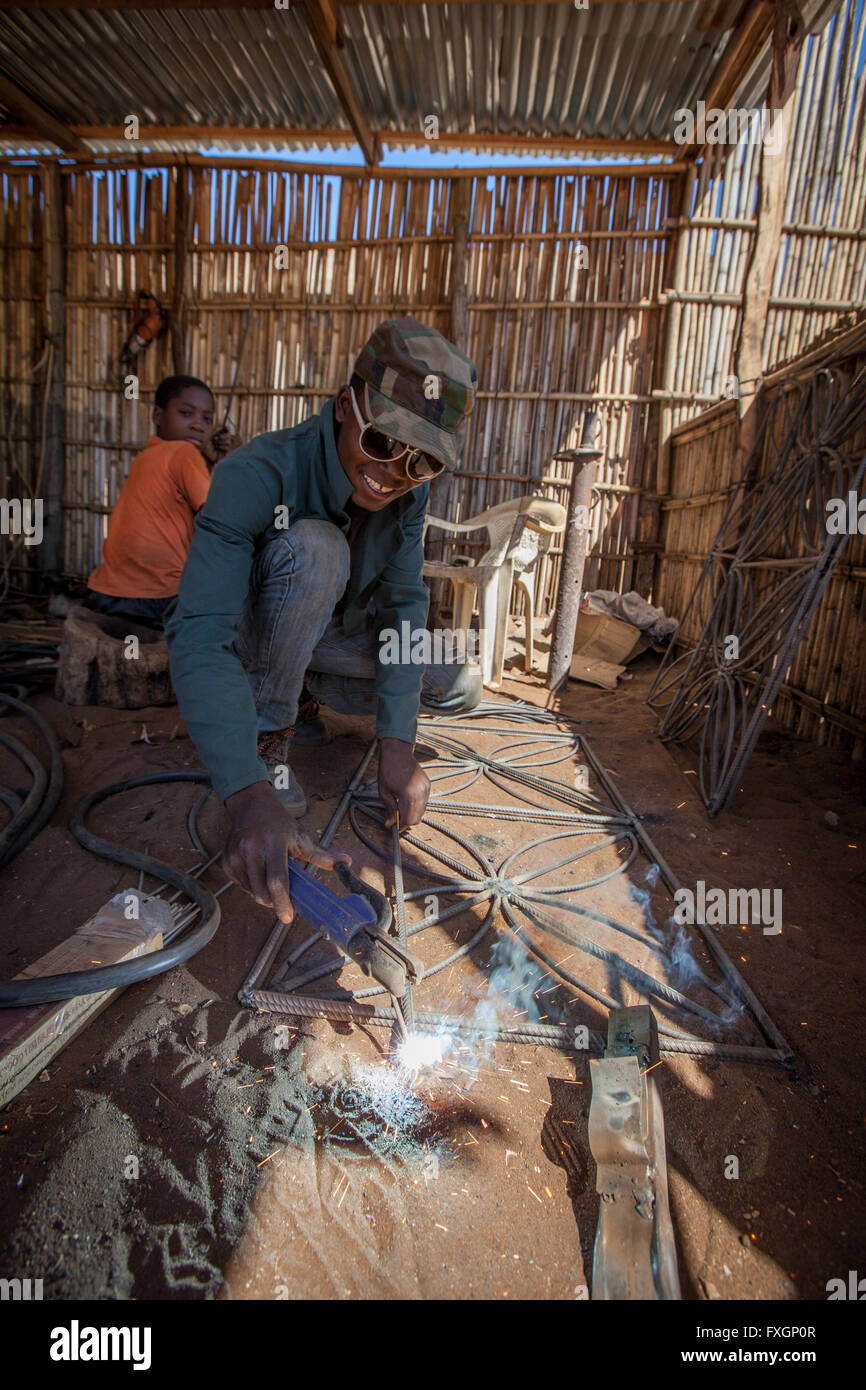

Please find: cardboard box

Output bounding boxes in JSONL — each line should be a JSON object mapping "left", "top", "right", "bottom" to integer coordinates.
{"left": 569, "top": 610, "right": 650, "bottom": 689}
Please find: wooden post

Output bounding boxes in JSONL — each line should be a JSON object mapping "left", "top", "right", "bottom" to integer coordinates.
{"left": 735, "top": 0, "right": 804, "bottom": 463}
{"left": 429, "top": 178, "right": 471, "bottom": 579}
{"left": 451, "top": 178, "right": 470, "bottom": 349}
{"left": 39, "top": 162, "right": 66, "bottom": 583}
{"left": 656, "top": 163, "right": 695, "bottom": 496}
{"left": 547, "top": 416, "right": 604, "bottom": 691}
{"left": 637, "top": 164, "right": 691, "bottom": 599}
{"left": 170, "top": 166, "right": 188, "bottom": 374}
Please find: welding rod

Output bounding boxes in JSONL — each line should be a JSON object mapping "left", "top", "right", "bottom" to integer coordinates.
{"left": 392, "top": 821, "right": 415, "bottom": 1035}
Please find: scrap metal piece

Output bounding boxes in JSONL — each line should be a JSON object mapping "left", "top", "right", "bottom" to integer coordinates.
{"left": 588, "top": 1005, "right": 680, "bottom": 1300}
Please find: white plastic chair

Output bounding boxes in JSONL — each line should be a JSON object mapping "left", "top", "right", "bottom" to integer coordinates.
{"left": 422, "top": 496, "right": 567, "bottom": 687}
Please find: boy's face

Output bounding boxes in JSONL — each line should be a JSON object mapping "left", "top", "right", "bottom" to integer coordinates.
{"left": 153, "top": 386, "right": 215, "bottom": 450}
{"left": 333, "top": 385, "right": 426, "bottom": 513}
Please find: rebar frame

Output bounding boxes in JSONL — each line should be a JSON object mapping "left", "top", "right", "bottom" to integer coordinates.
{"left": 242, "top": 698, "right": 793, "bottom": 1067}
{"left": 648, "top": 363, "right": 866, "bottom": 815}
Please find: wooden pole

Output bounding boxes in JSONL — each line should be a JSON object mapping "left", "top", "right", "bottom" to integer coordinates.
{"left": 640, "top": 164, "right": 690, "bottom": 598}
{"left": 547, "top": 416, "right": 604, "bottom": 691}
{"left": 300, "top": 0, "right": 382, "bottom": 166}
{"left": 429, "top": 178, "right": 471, "bottom": 574}
{"left": 735, "top": 0, "right": 804, "bottom": 463}
{"left": 170, "top": 166, "right": 188, "bottom": 374}
{"left": 0, "top": 72, "right": 88, "bottom": 154}
{"left": 39, "top": 163, "right": 66, "bottom": 583}
{"left": 451, "top": 179, "right": 470, "bottom": 350}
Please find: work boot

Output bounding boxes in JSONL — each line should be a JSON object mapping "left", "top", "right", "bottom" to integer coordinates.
{"left": 420, "top": 658, "right": 484, "bottom": 716}
{"left": 256, "top": 729, "right": 307, "bottom": 816}
{"left": 291, "top": 689, "right": 331, "bottom": 748}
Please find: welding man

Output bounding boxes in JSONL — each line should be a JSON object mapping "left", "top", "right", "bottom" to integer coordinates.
{"left": 87, "top": 375, "right": 235, "bottom": 626}
{"left": 165, "top": 317, "right": 482, "bottom": 924}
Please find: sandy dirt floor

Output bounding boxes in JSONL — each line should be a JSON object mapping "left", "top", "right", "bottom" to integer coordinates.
{"left": 0, "top": 621, "right": 864, "bottom": 1301}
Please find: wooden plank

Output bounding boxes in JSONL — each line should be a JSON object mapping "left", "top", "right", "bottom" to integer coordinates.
{"left": 0, "top": 73, "right": 87, "bottom": 154}
{"left": 0, "top": 152, "right": 686, "bottom": 179}
{"left": 0, "top": 1, "right": 712, "bottom": 7}
{"left": 0, "top": 890, "right": 172, "bottom": 1108}
{"left": 19, "top": 125, "right": 680, "bottom": 158}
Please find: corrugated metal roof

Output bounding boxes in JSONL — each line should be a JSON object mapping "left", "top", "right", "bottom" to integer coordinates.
{"left": 0, "top": 1, "right": 845, "bottom": 157}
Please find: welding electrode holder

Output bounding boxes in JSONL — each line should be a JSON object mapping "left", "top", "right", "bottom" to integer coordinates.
{"left": 285, "top": 859, "right": 423, "bottom": 1000}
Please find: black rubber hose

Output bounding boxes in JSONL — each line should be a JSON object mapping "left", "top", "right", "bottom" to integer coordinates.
{"left": 0, "top": 694, "right": 64, "bottom": 870}
{"left": 0, "top": 786, "right": 23, "bottom": 815}
{"left": 0, "top": 770, "right": 220, "bottom": 1007}
{"left": 0, "top": 729, "right": 46, "bottom": 853}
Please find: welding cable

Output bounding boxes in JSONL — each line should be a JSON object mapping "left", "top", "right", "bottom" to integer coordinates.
{"left": 0, "top": 730, "right": 46, "bottom": 851}
{"left": 0, "top": 771, "right": 220, "bottom": 1007}
{"left": 0, "top": 640, "right": 59, "bottom": 692}
{"left": 186, "top": 789, "right": 213, "bottom": 857}
{"left": 0, "top": 785, "right": 23, "bottom": 816}
{"left": 0, "top": 693, "right": 63, "bottom": 870}
{"left": 0, "top": 683, "right": 30, "bottom": 701}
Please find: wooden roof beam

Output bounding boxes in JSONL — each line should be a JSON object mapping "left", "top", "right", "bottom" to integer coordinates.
{"left": 0, "top": 70, "right": 88, "bottom": 153}
{"left": 681, "top": 0, "right": 777, "bottom": 158}
{"left": 0, "top": 122, "right": 680, "bottom": 159}
{"left": 0, "top": 2, "right": 715, "bottom": 8}
{"left": 704, "top": 0, "right": 777, "bottom": 111}
{"left": 299, "top": 0, "right": 380, "bottom": 166}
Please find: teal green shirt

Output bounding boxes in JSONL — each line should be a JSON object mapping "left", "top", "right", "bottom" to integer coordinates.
{"left": 165, "top": 398, "right": 430, "bottom": 803}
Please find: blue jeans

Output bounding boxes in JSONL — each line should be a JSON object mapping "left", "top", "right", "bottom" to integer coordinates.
{"left": 87, "top": 590, "right": 173, "bottom": 626}
{"left": 234, "top": 519, "right": 481, "bottom": 735}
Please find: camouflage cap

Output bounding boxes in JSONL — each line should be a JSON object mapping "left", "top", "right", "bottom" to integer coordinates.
{"left": 352, "top": 315, "right": 477, "bottom": 471}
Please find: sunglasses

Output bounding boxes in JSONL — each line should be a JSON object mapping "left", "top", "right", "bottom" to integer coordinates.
{"left": 349, "top": 385, "right": 446, "bottom": 482}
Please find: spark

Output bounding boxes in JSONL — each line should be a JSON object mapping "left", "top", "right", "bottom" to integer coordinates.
{"left": 396, "top": 1031, "right": 453, "bottom": 1074}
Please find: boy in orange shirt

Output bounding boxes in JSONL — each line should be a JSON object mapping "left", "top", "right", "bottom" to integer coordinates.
{"left": 88, "top": 375, "right": 229, "bottom": 625}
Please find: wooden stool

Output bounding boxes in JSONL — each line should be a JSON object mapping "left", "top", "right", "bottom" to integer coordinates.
{"left": 54, "top": 605, "right": 175, "bottom": 708}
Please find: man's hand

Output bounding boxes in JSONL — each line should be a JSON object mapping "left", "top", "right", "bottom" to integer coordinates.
{"left": 379, "top": 737, "right": 430, "bottom": 829}
{"left": 202, "top": 426, "right": 241, "bottom": 467}
{"left": 223, "top": 781, "right": 349, "bottom": 924}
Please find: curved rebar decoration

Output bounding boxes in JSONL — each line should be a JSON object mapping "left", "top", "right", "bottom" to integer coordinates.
{"left": 648, "top": 362, "right": 866, "bottom": 815}
{"left": 260, "top": 699, "right": 792, "bottom": 1067}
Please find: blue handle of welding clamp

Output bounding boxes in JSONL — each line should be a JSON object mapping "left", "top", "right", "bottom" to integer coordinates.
{"left": 286, "top": 859, "right": 376, "bottom": 948}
